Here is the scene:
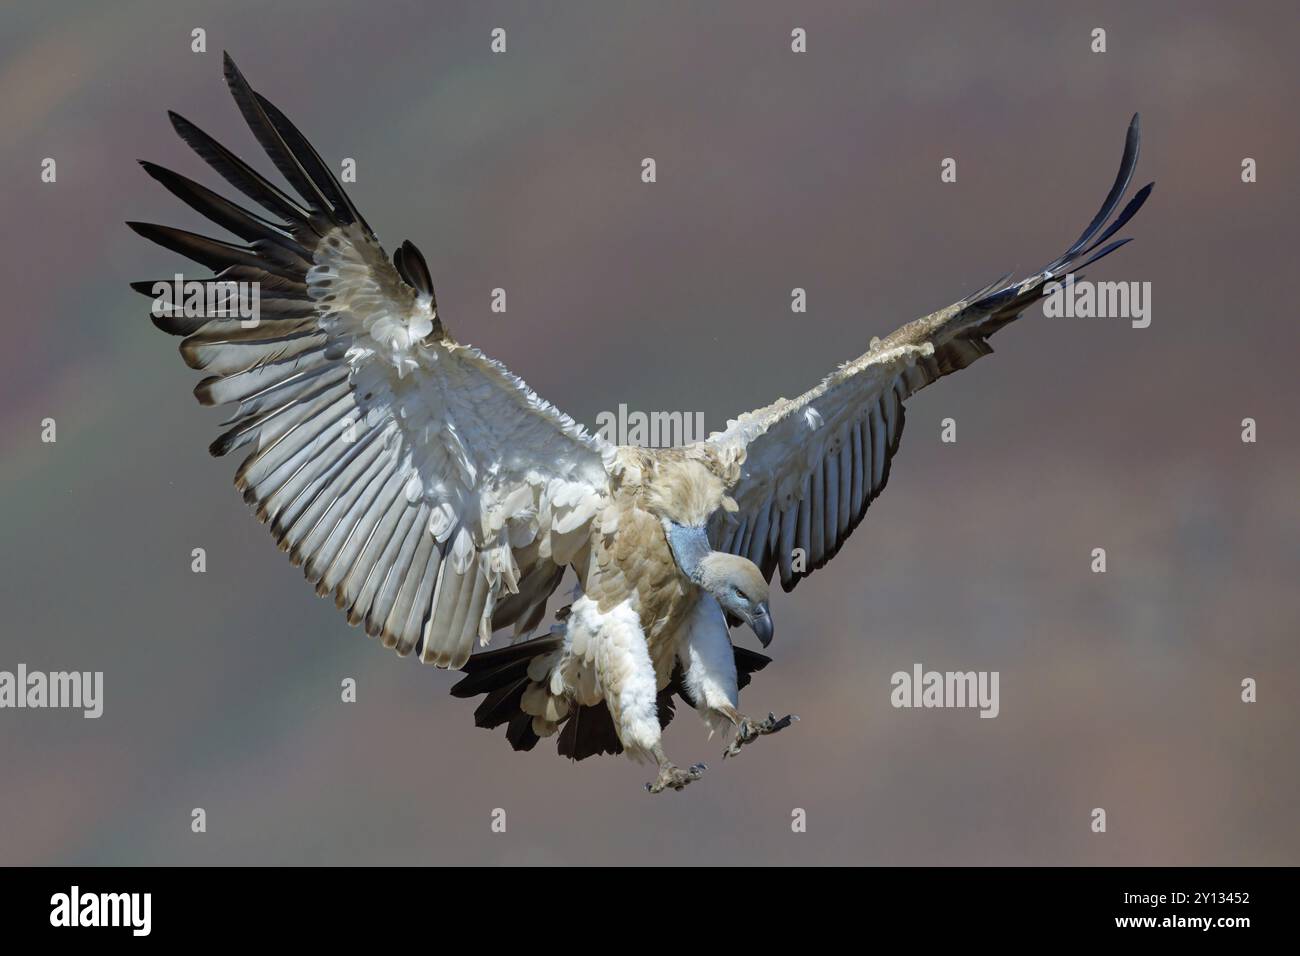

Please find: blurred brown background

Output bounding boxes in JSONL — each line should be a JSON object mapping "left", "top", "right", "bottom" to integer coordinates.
{"left": 1, "top": 0, "right": 1296, "bottom": 865}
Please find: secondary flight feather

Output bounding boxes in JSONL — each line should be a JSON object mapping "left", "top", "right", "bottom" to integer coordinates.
{"left": 131, "top": 55, "right": 1151, "bottom": 792}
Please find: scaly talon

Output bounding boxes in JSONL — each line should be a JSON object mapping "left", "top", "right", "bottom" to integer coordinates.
{"left": 646, "top": 761, "right": 707, "bottom": 793}
{"left": 724, "top": 712, "right": 798, "bottom": 758}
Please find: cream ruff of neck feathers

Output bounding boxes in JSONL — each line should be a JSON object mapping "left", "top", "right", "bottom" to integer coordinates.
{"left": 130, "top": 54, "right": 1152, "bottom": 793}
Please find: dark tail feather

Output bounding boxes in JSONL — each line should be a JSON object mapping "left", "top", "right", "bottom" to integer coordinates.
{"left": 506, "top": 712, "right": 541, "bottom": 752}
{"left": 557, "top": 700, "right": 624, "bottom": 761}
{"left": 472, "top": 677, "right": 530, "bottom": 730}
{"left": 450, "top": 636, "right": 561, "bottom": 753}
{"left": 452, "top": 637, "right": 774, "bottom": 760}
{"left": 451, "top": 636, "right": 562, "bottom": 704}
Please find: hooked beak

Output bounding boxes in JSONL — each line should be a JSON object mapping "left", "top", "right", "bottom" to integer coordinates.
{"left": 749, "top": 602, "right": 774, "bottom": 647}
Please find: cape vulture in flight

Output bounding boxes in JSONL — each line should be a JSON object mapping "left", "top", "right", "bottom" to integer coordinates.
{"left": 131, "top": 55, "right": 1151, "bottom": 793}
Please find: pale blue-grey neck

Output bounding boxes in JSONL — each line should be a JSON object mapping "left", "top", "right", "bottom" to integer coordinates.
{"left": 664, "top": 522, "right": 712, "bottom": 584}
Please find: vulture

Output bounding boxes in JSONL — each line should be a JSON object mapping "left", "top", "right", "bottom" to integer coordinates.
{"left": 130, "top": 55, "right": 1152, "bottom": 793}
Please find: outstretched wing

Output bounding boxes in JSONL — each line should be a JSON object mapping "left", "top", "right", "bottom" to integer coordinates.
{"left": 129, "top": 53, "right": 612, "bottom": 668}
{"left": 702, "top": 115, "right": 1152, "bottom": 592}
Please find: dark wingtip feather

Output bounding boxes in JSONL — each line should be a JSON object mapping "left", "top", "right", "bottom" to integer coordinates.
{"left": 253, "top": 89, "right": 371, "bottom": 235}
{"left": 138, "top": 159, "right": 313, "bottom": 262}
{"left": 1076, "top": 181, "right": 1153, "bottom": 260}
{"left": 165, "top": 109, "right": 311, "bottom": 229}
{"left": 1056, "top": 114, "right": 1141, "bottom": 265}
{"left": 1072, "top": 236, "right": 1133, "bottom": 272}
{"left": 221, "top": 53, "right": 332, "bottom": 218}
{"left": 127, "top": 221, "right": 270, "bottom": 274}
{"left": 133, "top": 279, "right": 213, "bottom": 334}
{"left": 970, "top": 115, "right": 1152, "bottom": 321}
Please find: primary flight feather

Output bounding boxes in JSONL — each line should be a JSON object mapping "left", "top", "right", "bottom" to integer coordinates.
{"left": 131, "top": 54, "right": 1151, "bottom": 792}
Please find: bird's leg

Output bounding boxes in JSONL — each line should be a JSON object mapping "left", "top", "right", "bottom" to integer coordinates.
{"left": 645, "top": 743, "right": 707, "bottom": 794}
{"left": 588, "top": 603, "right": 705, "bottom": 794}
{"left": 718, "top": 704, "right": 798, "bottom": 759}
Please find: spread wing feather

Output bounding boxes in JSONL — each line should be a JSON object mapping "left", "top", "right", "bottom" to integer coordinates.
{"left": 704, "top": 115, "right": 1152, "bottom": 592}
{"left": 130, "top": 54, "right": 612, "bottom": 668}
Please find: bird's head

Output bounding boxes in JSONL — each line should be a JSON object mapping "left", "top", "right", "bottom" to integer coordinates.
{"left": 698, "top": 552, "right": 774, "bottom": 647}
